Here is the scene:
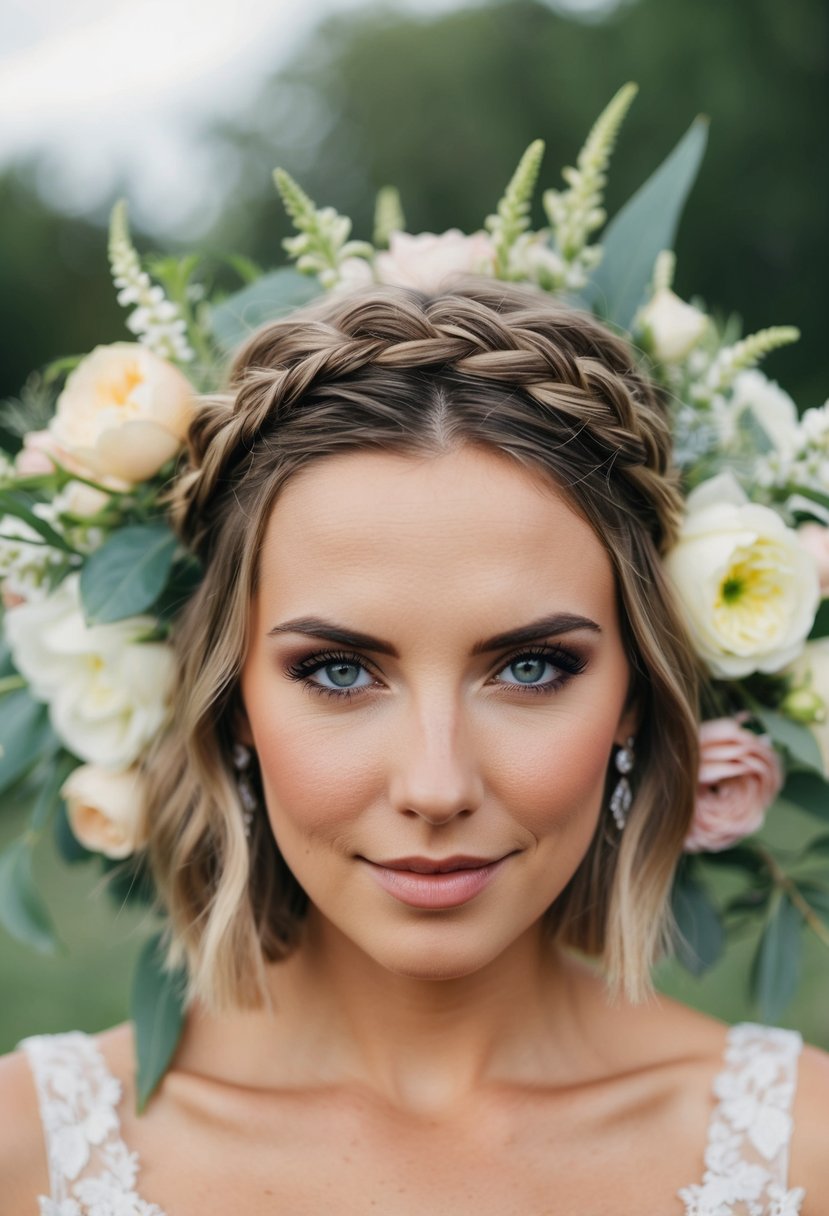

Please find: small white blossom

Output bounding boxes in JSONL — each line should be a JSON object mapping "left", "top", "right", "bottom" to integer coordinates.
{"left": 108, "top": 201, "right": 194, "bottom": 363}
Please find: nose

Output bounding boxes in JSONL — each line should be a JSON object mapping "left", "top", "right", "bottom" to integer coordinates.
{"left": 387, "top": 692, "right": 485, "bottom": 824}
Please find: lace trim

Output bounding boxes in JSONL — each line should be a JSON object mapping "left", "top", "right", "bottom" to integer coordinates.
{"left": 19, "top": 1031, "right": 166, "bottom": 1216}
{"left": 677, "top": 1022, "right": 806, "bottom": 1216}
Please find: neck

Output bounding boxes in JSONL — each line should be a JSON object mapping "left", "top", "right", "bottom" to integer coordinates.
{"left": 181, "top": 913, "right": 618, "bottom": 1115}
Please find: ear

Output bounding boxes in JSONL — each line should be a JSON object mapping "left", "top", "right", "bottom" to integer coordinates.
{"left": 614, "top": 693, "right": 642, "bottom": 749}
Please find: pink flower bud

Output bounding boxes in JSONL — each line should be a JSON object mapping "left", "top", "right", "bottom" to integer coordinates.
{"left": 684, "top": 717, "right": 783, "bottom": 853}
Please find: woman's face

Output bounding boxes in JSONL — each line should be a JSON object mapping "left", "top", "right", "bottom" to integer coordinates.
{"left": 241, "top": 446, "right": 637, "bottom": 979}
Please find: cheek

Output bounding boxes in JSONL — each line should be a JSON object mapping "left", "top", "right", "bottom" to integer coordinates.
{"left": 248, "top": 701, "right": 383, "bottom": 850}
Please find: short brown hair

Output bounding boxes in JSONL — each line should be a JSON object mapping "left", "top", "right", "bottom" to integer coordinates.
{"left": 144, "top": 279, "right": 700, "bottom": 1010}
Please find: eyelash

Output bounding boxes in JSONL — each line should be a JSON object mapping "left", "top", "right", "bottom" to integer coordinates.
{"left": 284, "top": 645, "right": 588, "bottom": 702}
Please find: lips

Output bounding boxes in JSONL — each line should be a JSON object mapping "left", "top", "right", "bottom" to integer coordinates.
{"left": 363, "top": 853, "right": 513, "bottom": 909}
{"left": 371, "top": 855, "right": 504, "bottom": 874}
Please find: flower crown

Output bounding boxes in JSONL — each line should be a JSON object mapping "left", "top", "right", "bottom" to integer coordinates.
{"left": 2, "top": 83, "right": 828, "bottom": 1108}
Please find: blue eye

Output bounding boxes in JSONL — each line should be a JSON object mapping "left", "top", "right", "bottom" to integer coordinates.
{"left": 285, "top": 645, "right": 587, "bottom": 701}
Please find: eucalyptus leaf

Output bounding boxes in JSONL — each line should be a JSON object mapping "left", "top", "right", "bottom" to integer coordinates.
{"left": 750, "top": 891, "right": 802, "bottom": 1023}
{"left": 671, "top": 867, "right": 725, "bottom": 975}
{"left": 0, "top": 688, "right": 59, "bottom": 796}
{"left": 209, "top": 269, "right": 324, "bottom": 353}
{"left": 750, "top": 705, "right": 825, "bottom": 775}
{"left": 0, "top": 837, "right": 62, "bottom": 953}
{"left": 583, "top": 117, "right": 709, "bottom": 330}
{"left": 798, "top": 881, "right": 829, "bottom": 922}
{"left": 80, "top": 524, "right": 178, "bottom": 624}
{"left": 132, "top": 933, "right": 187, "bottom": 1112}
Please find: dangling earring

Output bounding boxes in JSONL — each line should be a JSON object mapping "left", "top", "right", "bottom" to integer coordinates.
{"left": 609, "top": 736, "right": 635, "bottom": 831}
{"left": 232, "top": 743, "right": 258, "bottom": 838}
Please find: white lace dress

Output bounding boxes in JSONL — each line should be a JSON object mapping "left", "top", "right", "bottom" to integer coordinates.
{"left": 19, "top": 1021, "right": 806, "bottom": 1215}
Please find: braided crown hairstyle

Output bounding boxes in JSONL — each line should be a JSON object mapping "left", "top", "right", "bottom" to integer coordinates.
{"left": 145, "top": 278, "right": 700, "bottom": 1010}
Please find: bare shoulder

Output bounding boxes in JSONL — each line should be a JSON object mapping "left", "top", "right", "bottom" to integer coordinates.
{"left": 791, "top": 1040, "right": 829, "bottom": 1211}
{"left": 0, "top": 1043, "right": 50, "bottom": 1215}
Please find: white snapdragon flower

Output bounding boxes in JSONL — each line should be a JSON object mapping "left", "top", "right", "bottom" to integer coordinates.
{"left": 4, "top": 574, "right": 173, "bottom": 767}
{"left": 665, "top": 472, "right": 820, "bottom": 678}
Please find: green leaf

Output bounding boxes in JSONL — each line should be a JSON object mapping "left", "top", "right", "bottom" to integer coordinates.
{"left": 750, "top": 891, "right": 802, "bottom": 1022}
{"left": 209, "top": 269, "right": 324, "bottom": 353}
{"left": 780, "top": 770, "right": 829, "bottom": 821}
{"left": 80, "top": 524, "right": 178, "bottom": 624}
{"left": 0, "top": 688, "right": 59, "bottom": 795}
{"left": 750, "top": 704, "right": 825, "bottom": 775}
{"left": 798, "top": 881, "right": 829, "bottom": 922}
{"left": 131, "top": 933, "right": 187, "bottom": 1112}
{"left": 671, "top": 866, "right": 725, "bottom": 975}
{"left": 53, "top": 801, "right": 95, "bottom": 863}
{"left": 584, "top": 116, "right": 709, "bottom": 329}
{"left": 0, "top": 837, "right": 62, "bottom": 953}
{"left": 0, "top": 488, "right": 76, "bottom": 554}
{"left": 808, "top": 598, "right": 829, "bottom": 641}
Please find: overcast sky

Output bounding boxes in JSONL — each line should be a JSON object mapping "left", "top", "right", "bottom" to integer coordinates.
{"left": 0, "top": 0, "right": 621, "bottom": 235}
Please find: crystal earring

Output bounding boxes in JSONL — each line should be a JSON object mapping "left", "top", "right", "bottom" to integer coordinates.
{"left": 232, "top": 742, "right": 258, "bottom": 838}
{"left": 609, "top": 736, "right": 635, "bottom": 831}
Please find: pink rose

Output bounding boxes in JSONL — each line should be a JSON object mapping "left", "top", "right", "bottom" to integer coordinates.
{"left": 375, "top": 229, "right": 496, "bottom": 292}
{"left": 797, "top": 523, "right": 829, "bottom": 596}
{"left": 684, "top": 717, "right": 783, "bottom": 853}
{"left": 15, "top": 429, "right": 82, "bottom": 477}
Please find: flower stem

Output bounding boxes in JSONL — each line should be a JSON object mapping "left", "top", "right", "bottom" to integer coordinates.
{"left": 756, "top": 844, "right": 829, "bottom": 948}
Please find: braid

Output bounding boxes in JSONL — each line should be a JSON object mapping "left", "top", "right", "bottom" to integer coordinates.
{"left": 172, "top": 281, "right": 681, "bottom": 556}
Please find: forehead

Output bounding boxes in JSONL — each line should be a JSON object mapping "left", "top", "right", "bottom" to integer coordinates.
{"left": 256, "top": 448, "right": 617, "bottom": 630}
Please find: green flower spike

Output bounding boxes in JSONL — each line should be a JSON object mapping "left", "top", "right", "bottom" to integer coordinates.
{"left": 274, "top": 168, "right": 374, "bottom": 290}
{"left": 543, "top": 81, "right": 638, "bottom": 286}
{"left": 485, "top": 139, "right": 546, "bottom": 277}
{"left": 373, "top": 186, "right": 406, "bottom": 249}
{"left": 706, "top": 325, "right": 801, "bottom": 397}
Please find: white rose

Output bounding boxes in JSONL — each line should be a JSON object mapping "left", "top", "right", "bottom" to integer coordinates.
{"left": 4, "top": 573, "right": 173, "bottom": 767}
{"left": 50, "top": 342, "right": 197, "bottom": 485}
{"left": 784, "top": 639, "right": 829, "bottom": 778}
{"left": 375, "top": 230, "right": 496, "bottom": 292}
{"left": 639, "top": 287, "right": 708, "bottom": 363}
{"left": 729, "top": 370, "right": 799, "bottom": 458}
{"left": 665, "top": 474, "right": 820, "bottom": 678}
{"left": 62, "top": 763, "right": 147, "bottom": 859}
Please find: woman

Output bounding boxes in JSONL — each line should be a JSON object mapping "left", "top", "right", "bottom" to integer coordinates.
{"left": 1, "top": 280, "right": 827, "bottom": 1214}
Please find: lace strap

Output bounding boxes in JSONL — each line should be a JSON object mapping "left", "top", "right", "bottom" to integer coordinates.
{"left": 678, "top": 1021, "right": 806, "bottom": 1215}
{"left": 19, "top": 1030, "right": 165, "bottom": 1215}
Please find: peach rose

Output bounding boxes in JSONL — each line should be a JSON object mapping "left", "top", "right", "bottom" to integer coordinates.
{"left": 62, "top": 763, "right": 148, "bottom": 859}
{"left": 797, "top": 523, "right": 829, "bottom": 596}
{"left": 49, "top": 342, "right": 196, "bottom": 485}
{"left": 684, "top": 717, "right": 783, "bottom": 853}
{"left": 375, "top": 230, "right": 496, "bottom": 292}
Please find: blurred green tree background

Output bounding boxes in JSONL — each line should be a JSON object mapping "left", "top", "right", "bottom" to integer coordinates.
{"left": 2, "top": 0, "right": 828, "bottom": 1052}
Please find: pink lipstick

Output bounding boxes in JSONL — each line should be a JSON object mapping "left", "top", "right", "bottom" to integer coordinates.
{"left": 364, "top": 854, "right": 510, "bottom": 909}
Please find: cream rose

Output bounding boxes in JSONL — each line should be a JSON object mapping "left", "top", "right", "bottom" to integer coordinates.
{"left": 4, "top": 573, "right": 173, "bottom": 768}
{"left": 62, "top": 763, "right": 147, "bottom": 859}
{"left": 665, "top": 473, "right": 820, "bottom": 678}
{"left": 684, "top": 717, "right": 783, "bottom": 852}
{"left": 49, "top": 343, "right": 196, "bottom": 485}
{"left": 639, "top": 287, "right": 708, "bottom": 363}
{"left": 375, "top": 230, "right": 496, "bottom": 292}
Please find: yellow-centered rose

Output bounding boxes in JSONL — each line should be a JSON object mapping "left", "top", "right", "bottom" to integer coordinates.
{"left": 665, "top": 473, "right": 820, "bottom": 678}
{"left": 50, "top": 342, "right": 196, "bottom": 485}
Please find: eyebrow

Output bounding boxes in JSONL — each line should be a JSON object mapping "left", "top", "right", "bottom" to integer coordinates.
{"left": 267, "top": 612, "right": 602, "bottom": 658}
